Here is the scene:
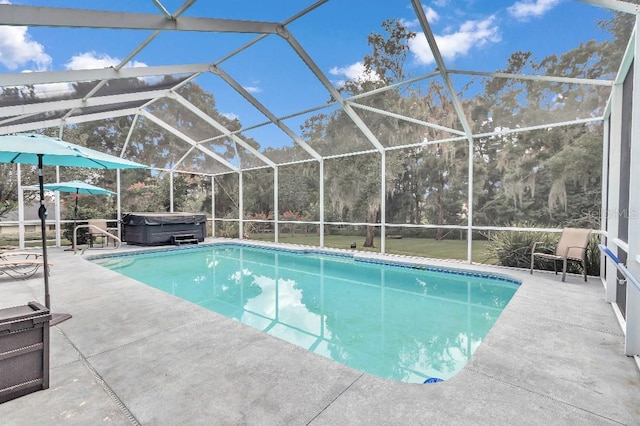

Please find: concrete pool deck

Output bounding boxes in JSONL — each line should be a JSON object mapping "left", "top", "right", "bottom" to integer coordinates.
{"left": 0, "top": 239, "right": 639, "bottom": 425}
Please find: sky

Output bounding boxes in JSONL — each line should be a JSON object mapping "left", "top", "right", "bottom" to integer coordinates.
{"left": 0, "top": 0, "right": 623, "bottom": 156}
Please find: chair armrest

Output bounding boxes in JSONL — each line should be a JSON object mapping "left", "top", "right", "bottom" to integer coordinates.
{"left": 532, "top": 241, "right": 547, "bottom": 253}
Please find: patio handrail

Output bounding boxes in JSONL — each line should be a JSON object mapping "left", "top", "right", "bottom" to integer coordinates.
{"left": 599, "top": 244, "right": 640, "bottom": 293}
{"left": 73, "top": 224, "right": 121, "bottom": 254}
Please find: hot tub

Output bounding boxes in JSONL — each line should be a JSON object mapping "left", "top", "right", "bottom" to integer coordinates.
{"left": 122, "top": 212, "right": 207, "bottom": 246}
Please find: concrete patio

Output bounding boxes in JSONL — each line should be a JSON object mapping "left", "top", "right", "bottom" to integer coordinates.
{"left": 0, "top": 240, "right": 639, "bottom": 425}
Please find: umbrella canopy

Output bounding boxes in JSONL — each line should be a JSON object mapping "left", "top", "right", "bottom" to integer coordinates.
{"left": 37, "top": 181, "right": 116, "bottom": 196}
{"left": 0, "top": 133, "right": 144, "bottom": 169}
{"left": 24, "top": 181, "right": 117, "bottom": 251}
{"left": 0, "top": 133, "right": 147, "bottom": 315}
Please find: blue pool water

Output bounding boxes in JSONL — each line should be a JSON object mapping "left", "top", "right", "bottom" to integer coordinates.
{"left": 95, "top": 244, "right": 519, "bottom": 384}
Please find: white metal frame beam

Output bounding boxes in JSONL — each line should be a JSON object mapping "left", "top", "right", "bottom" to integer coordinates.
{"left": 0, "top": 5, "right": 282, "bottom": 34}
{"left": 448, "top": 69, "right": 614, "bottom": 86}
{"left": 1, "top": 107, "right": 140, "bottom": 134}
{"left": 214, "top": 0, "right": 328, "bottom": 66}
{"left": 348, "top": 101, "right": 466, "bottom": 137}
{"left": 210, "top": 65, "right": 322, "bottom": 161}
{"left": 0, "top": 63, "right": 212, "bottom": 87}
{"left": 170, "top": 92, "right": 276, "bottom": 168}
{"left": 140, "top": 110, "right": 239, "bottom": 172}
{"left": 344, "top": 72, "right": 441, "bottom": 103}
{"left": 411, "top": 0, "right": 477, "bottom": 263}
{"left": 604, "top": 26, "right": 637, "bottom": 118}
{"left": 62, "top": 2, "right": 197, "bottom": 120}
{"left": 578, "top": 0, "right": 640, "bottom": 14}
{"left": 280, "top": 28, "right": 386, "bottom": 153}
{"left": 0, "top": 89, "right": 170, "bottom": 118}
{"left": 624, "top": 13, "right": 640, "bottom": 356}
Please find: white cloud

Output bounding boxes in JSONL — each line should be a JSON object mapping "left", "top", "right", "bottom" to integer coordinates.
{"left": 34, "top": 82, "right": 76, "bottom": 99}
{"left": 507, "top": 0, "right": 560, "bottom": 20}
{"left": 243, "top": 85, "right": 262, "bottom": 94}
{"left": 65, "top": 51, "right": 146, "bottom": 70}
{"left": 330, "top": 62, "right": 367, "bottom": 80}
{"left": 424, "top": 6, "right": 440, "bottom": 23}
{"left": 401, "top": 5, "right": 438, "bottom": 29}
{"left": 329, "top": 61, "right": 380, "bottom": 87}
{"left": 0, "top": 26, "right": 51, "bottom": 71}
{"left": 433, "top": 0, "right": 450, "bottom": 6}
{"left": 400, "top": 18, "right": 419, "bottom": 28}
{"left": 409, "top": 16, "right": 501, "bottom": 65}
{"left": 221, "top": 112, "right": 239, "bottom": 121}
{"left": 63, "top": 51, "right": 157, "bottom": 85}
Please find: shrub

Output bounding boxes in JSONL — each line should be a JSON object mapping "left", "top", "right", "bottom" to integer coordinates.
{"left": 216, "top": 212, "right": 238, "bottom": 238}
{"left": 483, "top": 226, "right": 600, "bottom": 276}
{"left": 483, "top": 228, "right": 555, "bottom": 269}
{"left": 63, "top": 206, "right": 109, "bottom": 245}
{"left": 585, "top": 234, "right": 602, "bottom": 276}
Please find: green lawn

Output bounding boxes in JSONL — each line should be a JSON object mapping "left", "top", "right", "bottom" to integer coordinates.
{"left": 1, "top": 230, "right": 495, "bottom": 264}
{"left": 247, "top": 232, "right": 495, "bottom": 264}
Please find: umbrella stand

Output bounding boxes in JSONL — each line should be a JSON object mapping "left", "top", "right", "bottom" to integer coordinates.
{"left": 37, "top": 155, "right": 72, "bottom": 326}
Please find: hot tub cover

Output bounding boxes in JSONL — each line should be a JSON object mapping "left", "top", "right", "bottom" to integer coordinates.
{"left": 122, "top": 212, "right": 207, "bottom": 226}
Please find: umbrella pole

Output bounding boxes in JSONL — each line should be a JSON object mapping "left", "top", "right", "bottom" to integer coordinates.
{"left": 37, "top": 154, "right": 50, "bottom": 310}
{"left": 37, "top": 157, "right": 72, "bottom": 326}
{"left": 72, "top": 189, "right": 78, "bottom": 250}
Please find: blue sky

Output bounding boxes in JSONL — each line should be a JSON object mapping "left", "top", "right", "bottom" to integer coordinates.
{"left": 0, "top": 0, "right": 619, "bottom": 154}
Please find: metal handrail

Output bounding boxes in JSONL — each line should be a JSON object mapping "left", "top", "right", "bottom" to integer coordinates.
{"left": 73, "top": 224, "right": 121, "bottom": 254}
{"left": 599, "top": 244, "right": 640, "bottom": 292}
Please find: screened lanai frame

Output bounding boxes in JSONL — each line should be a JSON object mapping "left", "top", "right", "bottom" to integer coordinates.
{"left": 0, "top": 0, "right": 633, "bottom": 258}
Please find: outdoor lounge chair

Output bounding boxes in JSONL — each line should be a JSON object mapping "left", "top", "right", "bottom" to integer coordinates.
{"left": 0, "top": 257, "right": 50, "bottom": 279}
{"left": 0, "top": 250, "right": 42, "bottom": 259}
{"left": 530, "top": 228, "right": 591, "bottom": 282}
{"left": 88, "top": 219, "right": 117, "bottom": 248}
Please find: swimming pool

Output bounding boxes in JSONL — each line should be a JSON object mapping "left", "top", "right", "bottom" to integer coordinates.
{"left": 95, "top": 243, "right": 519, "bottom": 384}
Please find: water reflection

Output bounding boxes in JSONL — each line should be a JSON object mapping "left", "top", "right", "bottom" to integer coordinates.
{"left": 101, "top": 246, "right": 518, "bottom": 383}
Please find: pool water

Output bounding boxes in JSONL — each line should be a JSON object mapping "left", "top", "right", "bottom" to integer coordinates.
{"left": 96, "top": 244, "right": 519, "bottom": 384}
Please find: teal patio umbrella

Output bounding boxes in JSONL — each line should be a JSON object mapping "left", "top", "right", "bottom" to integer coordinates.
{"left": 28, "top": 181, "right": 116, "bottom": 251}
{"left": 0, "top": 133, "right": 146, "bottom": 318}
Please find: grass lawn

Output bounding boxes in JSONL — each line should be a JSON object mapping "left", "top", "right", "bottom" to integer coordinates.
{"left": 2, "top": 231, "right": 496, "bottom": 264}
{"left": 247, "top": 232, "right": 496, "bottom": 264}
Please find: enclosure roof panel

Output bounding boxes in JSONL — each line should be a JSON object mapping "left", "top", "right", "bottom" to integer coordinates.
{"left": 0, "top": 0, "right": 631, "bottom": 173}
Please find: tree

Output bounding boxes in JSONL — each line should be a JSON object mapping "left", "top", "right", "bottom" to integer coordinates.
{"left": 300, "top": 20, "right": 417, "bottom": 247}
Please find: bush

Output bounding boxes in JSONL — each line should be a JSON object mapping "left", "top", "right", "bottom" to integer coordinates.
{"left": 484, "top": 228, "right": 555, "bottom": 269}
{"left": 585, "top": 235, "right": 602, "bottom": 276}
{"left": 484, "top": 226, "right": 600, "bottom": 276}
{"left": 216, "top": 213, "right": 239, "bottom": 238}
{"left": 63, "top": 206, "right": 115, "bottom": 245}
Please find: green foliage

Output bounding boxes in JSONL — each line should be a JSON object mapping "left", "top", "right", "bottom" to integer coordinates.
{"left": 483, "top": 227, "right": 556, "bottom": 269}
{"left": 243, "top": 169, "right": 274, "bottom": 216}
{"left": 214, "top": 174, "right": 239, "bottom": 218}
{"left": 3, "top": 13, "right": 628, "bottom": 258}
{"left": 585, "top": 235, "right": 602, "bottom": 276}
{"left": 120, "top": 173, "right": 207, "bottom": 214}
{"left": 484, "top": 226, "right": 601, "bottom": 276}
{"left": 216, "top": 213, "right": 238, "bottom": 238}
{"left": 62, "top": 205, "right": 113, "bottom": 245}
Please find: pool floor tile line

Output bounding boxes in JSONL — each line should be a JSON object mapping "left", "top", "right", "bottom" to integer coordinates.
{"left": 0, "top": 241, "right": 639, "bottom": 425}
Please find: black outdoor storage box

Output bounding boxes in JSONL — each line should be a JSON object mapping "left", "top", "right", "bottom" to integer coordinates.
{"left": 122, "top": 212, "right": 207, "bottom": 246}
{"left": 0, "top": 301, "right": 51, "bottom": 404}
